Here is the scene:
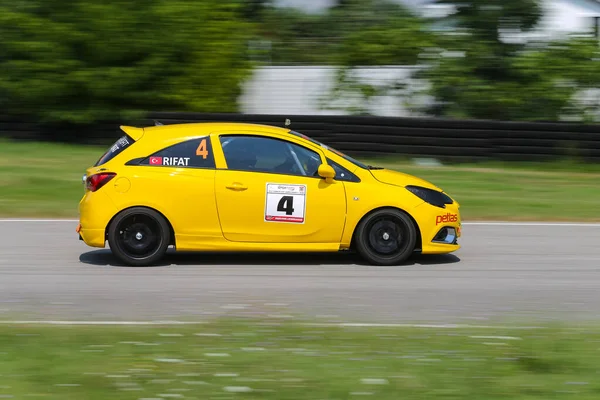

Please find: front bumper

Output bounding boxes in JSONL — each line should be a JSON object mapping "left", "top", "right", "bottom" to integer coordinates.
{"left": 412, "top": 201, "right": 462, "bottom": 254}
{"left": 432, "top": 225, "right": 460, "bottom": 245}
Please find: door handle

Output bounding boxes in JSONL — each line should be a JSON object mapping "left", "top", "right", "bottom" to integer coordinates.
{"left": 225, "top": 182, "right": 248, "bottom": 191}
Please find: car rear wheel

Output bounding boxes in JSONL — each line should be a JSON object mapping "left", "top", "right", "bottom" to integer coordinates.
{"left": 355, "top": 208, "right": 417, "bottom": 266}
{"left": 107, "top": 207, "right": 170, "bottom": 266}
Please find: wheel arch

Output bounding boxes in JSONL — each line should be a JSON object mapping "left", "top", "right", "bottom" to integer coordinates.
{"left": 349, "top": 206, "right": 422, "bottom": 252}
{"left": 104, "top": 205, "right": 176, "bottom": 247}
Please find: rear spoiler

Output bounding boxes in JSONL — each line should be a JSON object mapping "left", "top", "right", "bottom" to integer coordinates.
{"left": 120, "top": 125, "right": 144, "bottom": 141}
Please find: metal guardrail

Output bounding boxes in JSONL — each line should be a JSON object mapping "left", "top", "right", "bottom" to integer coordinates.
{"left": 144, "top": 112, "right": 600, "bottom": 163}
{"left": 2, "top": 112, "right": 599, "bottom": 162}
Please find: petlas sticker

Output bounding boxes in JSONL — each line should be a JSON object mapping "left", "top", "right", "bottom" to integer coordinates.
{"left": 436, "top": 213, "right": 458, "bottom": 225}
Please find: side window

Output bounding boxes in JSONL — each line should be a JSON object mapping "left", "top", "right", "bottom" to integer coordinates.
{"left": 220, "top": 135, "right": 322, "bottom": 177}
{"left": 327, "top": 158, "right": 361, "bottom": 182}
{"left": 140, "top": 137, "right": 215, "bottom": 168}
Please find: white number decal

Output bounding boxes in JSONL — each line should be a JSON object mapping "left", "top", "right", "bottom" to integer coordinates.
{"left": 264, "top": 183, "right": 306, "bottom": 223}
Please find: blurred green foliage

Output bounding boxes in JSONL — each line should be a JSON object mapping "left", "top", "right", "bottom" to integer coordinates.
{"left": 0, "top": 0, "right": 598, "bottom": 125}
{"left": 250, "top": 0, "right": 433, "bottom": 66}
{"left": 0, "top": 0, "right": 253, "bottom": 124}
{"left": 415, "top": 0, "right": 600, "bottom": 121}
{"left": 320, "top": 0, "right": 600, "bottom": 121}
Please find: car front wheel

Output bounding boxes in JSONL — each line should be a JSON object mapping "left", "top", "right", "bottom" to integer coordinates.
{"left": 107, "top": 207, "right": 171, "bottom": 266}
{"left": 355, "top": 208, "right": 417, "bottom": 266}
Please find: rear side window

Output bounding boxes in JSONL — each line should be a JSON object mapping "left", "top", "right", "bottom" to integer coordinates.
{"left": 140, "top": 137, "right": 215, "bottom": 168}
{"left": 95, "top": 135, "right": 134, "bottom": 166}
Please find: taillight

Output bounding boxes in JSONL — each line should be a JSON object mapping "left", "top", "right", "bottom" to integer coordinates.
{"left": 86, "top": 173, "right": 116, "bottom": 192}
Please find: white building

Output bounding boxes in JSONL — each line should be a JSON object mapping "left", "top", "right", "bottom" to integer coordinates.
{"left": 239, "top": 65, "right": 421, "bottom": 116}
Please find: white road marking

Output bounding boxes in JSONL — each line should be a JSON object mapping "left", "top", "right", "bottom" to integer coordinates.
{"left": 0, "top": 320, "right": 545, "bottom": 329}
{"left": 360, "top": 378, "right": 389, "bottom": 385}
{"left": 223, "top": 386, "right": 252, "bottom": 393}
{"left": 1, "top": 219, "right": 599, "bottom": 227}
{"left": 462, "top": 222, "right": 600, "bottom": 227}
{"left": 0, "top": 219, "right": 79, "bottom": 222}
{"left": 469, "top": 335, "right": 523, "bottom": 340}
{"left": 303, "top": 323, "right": 545, "bottom": 329}
{"left": 0, "top": 320, "right": 205, "bottom": 325}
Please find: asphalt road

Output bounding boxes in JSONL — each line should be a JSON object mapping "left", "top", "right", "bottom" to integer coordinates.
{"left": 1, "top": 220, "right": 599, "bottom": 324}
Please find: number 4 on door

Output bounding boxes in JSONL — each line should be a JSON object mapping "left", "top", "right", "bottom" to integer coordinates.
{"left": 277, "top": 196, "right": 294, "bottom": 215}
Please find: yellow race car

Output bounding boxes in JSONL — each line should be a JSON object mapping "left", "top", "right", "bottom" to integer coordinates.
{"left": 77, "top": 122, "right": 461, "bottom": 266}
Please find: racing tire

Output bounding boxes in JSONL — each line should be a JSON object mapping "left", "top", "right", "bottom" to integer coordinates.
{"left": 354, "top": 208, "right": 417, "bottom": 266}
{"left": 107, "top": 207, "right": 171, "bottom": 266}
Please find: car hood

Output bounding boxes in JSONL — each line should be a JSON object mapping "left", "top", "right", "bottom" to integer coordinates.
{"left": 369, "top": 168, "right": 442, "bottom": 191}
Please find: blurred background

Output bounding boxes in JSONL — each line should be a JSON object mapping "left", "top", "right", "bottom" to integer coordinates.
{"left": 1, "top": 0, "right": 599, "bottom": 217}
{"left": 1, "top": 4, "right": 600, "bottom": 398}
{"left": 1, "top": 0, "right": 599, "bottom": 130}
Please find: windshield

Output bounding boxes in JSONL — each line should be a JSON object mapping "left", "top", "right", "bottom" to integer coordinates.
{"left": 289, "top": 130, "right": 370, "bottom": 170}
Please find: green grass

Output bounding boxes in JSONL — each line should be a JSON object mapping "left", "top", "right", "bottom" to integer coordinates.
{"left": 1, "top": 138, "right": 599, "bottom": 220}
{"left": 0, "top": 139, "right": 103, "bottom": 217}
{"left": 1, "top": 318, "right": 600, "bottom": 399}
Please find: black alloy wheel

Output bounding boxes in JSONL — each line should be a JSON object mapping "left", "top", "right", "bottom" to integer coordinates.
{"left": 355, "top": 208, "right": 417, "bottom": 266}
{"left": 107, "top": 207, "right": 170, "bottom": 266}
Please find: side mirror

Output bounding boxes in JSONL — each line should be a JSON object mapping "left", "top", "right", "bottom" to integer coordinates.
{"left": 318, "top": 164, "right": 336, "bottom": 183}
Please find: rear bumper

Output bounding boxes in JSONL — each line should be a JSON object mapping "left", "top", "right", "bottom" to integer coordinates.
{"left": 77, "top": 190, "right": 118, "bottom": 248}
{"left": 79, "top": 227, "right": 106, "bottom": 248}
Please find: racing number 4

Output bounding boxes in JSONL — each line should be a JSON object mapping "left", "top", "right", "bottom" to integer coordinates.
{"left": 196, "top": 138, "right": 208, "bottom": 159}
{"left": 264, "top": 183, "right": 306, "bottom": 223}
{"left": 277, "top": 196, "right": 295, "bottom": 216}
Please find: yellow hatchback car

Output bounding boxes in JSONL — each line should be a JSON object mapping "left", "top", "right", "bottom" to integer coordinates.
{"left": 77, "top": 122, "right": 461, "bottom": 266}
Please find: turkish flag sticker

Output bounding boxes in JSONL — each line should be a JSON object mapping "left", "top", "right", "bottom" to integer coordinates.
{"left": 150, "top": 156, "right": 163, "bottom": 165}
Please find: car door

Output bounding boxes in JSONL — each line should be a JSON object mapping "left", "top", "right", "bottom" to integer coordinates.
{"left": 214, "top": 133, "right": 347, "bottom": 244}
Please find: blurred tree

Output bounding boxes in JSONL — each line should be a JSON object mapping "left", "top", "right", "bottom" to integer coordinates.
{"left": 239, "top": 0, "right": 274, "bottom": 20}
{"left": 0, "top": 0, "right": 254, "bottom": 125}
{"left": 252, "top": 0, "right": 431, "bottom": 65}
{"left": 325, "top": 0, "right": 600, "bottom": 121}
{"left": 317, "top": 0, "right": 435, "bottom": 114}
{"left": 415, "top": 0, "right": 600, "bottom": 121}
{"left": 254, "top": 7, "right": 336, "bottom": 64}
{"left": 331, "top": 0, "right": 434, "bottom": 66}
{"left": 331, "top": 0, "right": 352, "bottom": 8}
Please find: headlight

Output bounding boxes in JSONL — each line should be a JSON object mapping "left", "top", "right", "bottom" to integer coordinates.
{"left": 406, "top": 185, "right": 453, "bottom": 208}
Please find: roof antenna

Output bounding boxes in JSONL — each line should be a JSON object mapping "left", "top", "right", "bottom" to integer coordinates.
{"left": 154, "top": 120, "right": 163, "bottom": 126}
{"left": 284, "top": 118, "right": 291, "bottom": 127}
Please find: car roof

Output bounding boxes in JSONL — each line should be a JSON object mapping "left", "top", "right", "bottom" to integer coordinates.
{"left": 139, "top": 122, "right": 291, "bottom": 140}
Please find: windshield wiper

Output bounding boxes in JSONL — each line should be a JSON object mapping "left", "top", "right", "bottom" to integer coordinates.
{"left": 367, "top": 165, "right": 384, "bottom": 170}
